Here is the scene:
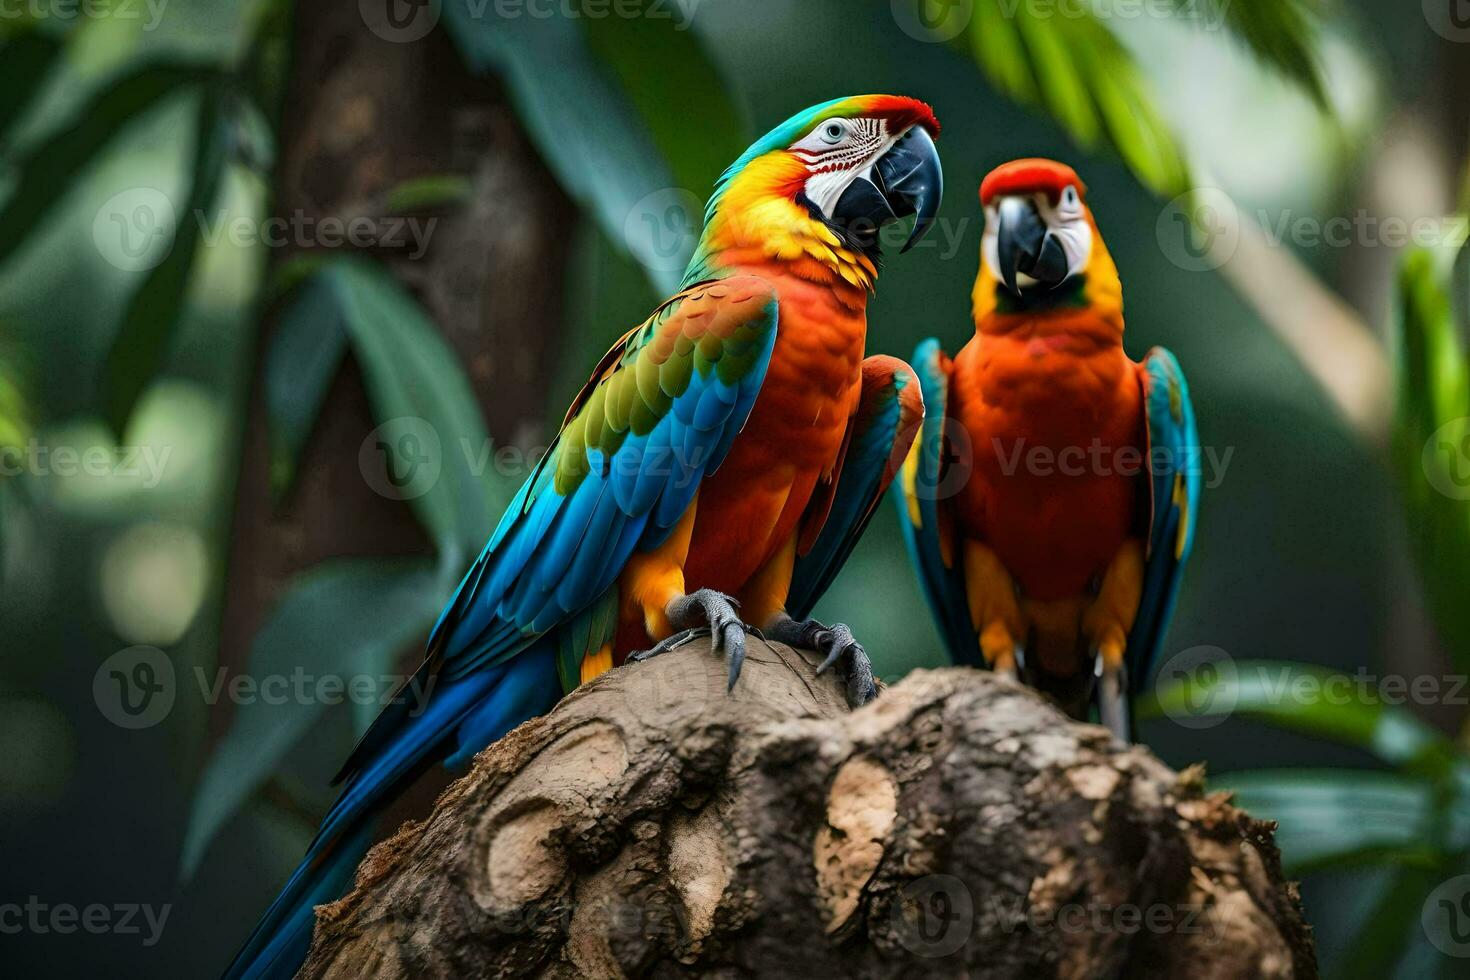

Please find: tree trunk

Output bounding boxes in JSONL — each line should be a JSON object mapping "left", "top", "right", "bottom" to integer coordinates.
{"left": 299, "top": 639, "right": 1318, "bottom": 979}
{"left": 214, "top": 3, "right": 574, "bottom": 709}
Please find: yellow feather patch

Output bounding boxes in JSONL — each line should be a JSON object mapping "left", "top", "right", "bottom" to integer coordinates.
{"left": 580, "top": 643, "right": 614, "bottom": 685}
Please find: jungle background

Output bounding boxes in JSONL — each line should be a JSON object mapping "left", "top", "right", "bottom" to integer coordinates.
{"left": 2, "top": 0, "right": 1469, "bottom": 976}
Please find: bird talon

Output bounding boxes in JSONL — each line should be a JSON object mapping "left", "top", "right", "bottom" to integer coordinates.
{"left": 768, "top": 617, "right": 875, "bottom": 708}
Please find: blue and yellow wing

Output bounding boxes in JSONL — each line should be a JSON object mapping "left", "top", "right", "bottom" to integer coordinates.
{"left": 1127, "top": 346, "right": 1201, "bottom": 691}
{"left": 894, "top": 338, "right": 982, "bottom": 666}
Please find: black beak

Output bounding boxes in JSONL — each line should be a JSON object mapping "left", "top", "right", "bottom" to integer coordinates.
{"left": 995, "top": 196, "right": 1070, "bottom": 295}
{"left": 831, "top": 126, "right": 943, "bottom": 253}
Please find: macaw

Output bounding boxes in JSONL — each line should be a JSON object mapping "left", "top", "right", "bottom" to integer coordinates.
{"left": 226, "top": 94, "right": 940, "bottom": 979}
{"left": 898, "top": 158, "right": 1199, "bottom": 740}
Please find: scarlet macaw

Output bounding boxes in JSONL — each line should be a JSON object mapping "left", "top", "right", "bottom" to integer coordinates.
{"left": 898, "top": 158, "right": 1198, "bottom": 740}
{"left": 226, "top": 95, "right": 940, "bottom": 979}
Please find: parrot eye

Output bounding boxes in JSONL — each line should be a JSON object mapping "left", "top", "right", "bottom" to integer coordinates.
{"left": 1061, "top": 186, "right": 1079, "bottom": 208}
{"left": 820, "top": 121, "right": 846, "bottom": 144}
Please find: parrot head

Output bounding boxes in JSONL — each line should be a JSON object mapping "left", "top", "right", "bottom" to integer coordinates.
{"left": 694, "top": 95, "right": 943, "bottom": 289}
{"left": 973, "top": 158, "right": 1122, "bottom": 326}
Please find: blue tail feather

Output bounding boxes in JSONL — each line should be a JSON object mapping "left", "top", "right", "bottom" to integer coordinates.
{"left": 223, "top": 643, "right": 561, "bottom": 980}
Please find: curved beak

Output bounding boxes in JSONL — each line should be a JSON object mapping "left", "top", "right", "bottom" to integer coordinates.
{"left": 995, "top": 196, "right": 1070, "bottom": 295}
{"left": 832, "top": 126, "right": 944, "bottom": 253}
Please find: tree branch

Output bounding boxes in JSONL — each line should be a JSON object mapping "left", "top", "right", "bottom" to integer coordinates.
{"left": 300, "top": 638, "right": 1317, "bottom": 979}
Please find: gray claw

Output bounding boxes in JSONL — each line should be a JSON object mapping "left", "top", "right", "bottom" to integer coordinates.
{"left": 648, "top": 589, "right": 753, "bottom": 692}
{"left": 1095, "top": 655, "right": 1131, "bottom": 743}
{"left": 770, "top": 617, "right": 877, "bottom": 708}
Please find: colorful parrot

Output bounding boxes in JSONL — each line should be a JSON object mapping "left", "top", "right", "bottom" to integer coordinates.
{"left": 225, "top": 94, "right": 940, "bottom": 979}
{"left": 898, "top": 158, "right": 1198, "bottom": 740}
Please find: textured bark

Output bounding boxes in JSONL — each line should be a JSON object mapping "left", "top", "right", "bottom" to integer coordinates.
{"left": 300, "top": 638, "right": 1317, "bottom": 979}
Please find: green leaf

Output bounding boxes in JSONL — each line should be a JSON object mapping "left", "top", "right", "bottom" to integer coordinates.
{"left": 1217, "top": 769, "right": 1466, "bottom": 874}
{"left": 97, "top": 85, "right": 232, "bottom": 438}
{"left": 0, "top": 30, "right": 63, "bottom": 144}
{"left": 1392, "top": 250, "right": 1470, "bottom": 673}
{"left": 0, "top": 61, "right": 220, "bottom": 270}
{"left": 964, "top": 1, "right": 1189, "bottom": 197}
{"left": 439, "top": 0, "right": 687, "bottom": 294}
{"left": 1139, "top": 660, "right": 1467, "bottom": 779}
{"left": 581, "top": 4, "right": 746, "bottom": 202}
{"left": 316, "top": 257, "right": 503, "bottom": 558}
{"left": 263, "top": 272, "right": 348, "bottom": 500}
{"left": 1162, "top": 0, "right": 1328, "bottom": 109}
{"left": 180, "top": 558, "right": 446, "bottom": 879}
{"left": 383, "top": 174, "right": 473, "bottom": 213}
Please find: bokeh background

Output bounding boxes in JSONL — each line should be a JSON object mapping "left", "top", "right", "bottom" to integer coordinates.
{"left": 2, "top": 1, "right": 1469, "bottom": 976}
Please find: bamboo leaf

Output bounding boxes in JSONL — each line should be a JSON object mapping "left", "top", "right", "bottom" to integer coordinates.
{"left": 0, "top": 61, "right": 221, "bottom": 270}
{"left": 965, "top": 1, "right": 1189, "bottom": 197}
{"left": 1161, "top": 0, "right": 1328, "bottom": 109}
{"left": 0, "top": 29, "right": 63, "bottom": 143}
{"left": 98, "top": 84, "right": 232, "bottom": 437}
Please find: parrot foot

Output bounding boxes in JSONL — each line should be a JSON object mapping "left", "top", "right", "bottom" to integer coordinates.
{"left": 1094, "top": 655, "right": 1131, "bottom": 742}
{"left": 628, "top": 589, "right": 756, "bottom": 693}
{"left": 768, "top": 616, "right": 877, "bottom": 708}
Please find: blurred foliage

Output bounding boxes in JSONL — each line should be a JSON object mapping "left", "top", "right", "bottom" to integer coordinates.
{"left": 948, "top": 0, "right": 1325, "bottom": 197}
{"left": 0, "top": 1, "right": 1466, "bottom": 977}
{"left": 1394, "top": 247, "right": 1470, "bottom": 676}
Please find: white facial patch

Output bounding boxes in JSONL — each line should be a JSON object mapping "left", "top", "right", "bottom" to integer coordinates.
{"left": 980, "top": 187, "right": 1094, "bottom": 286}
{"left": 791, "top": 117, "right": 897, "bottom": 218}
